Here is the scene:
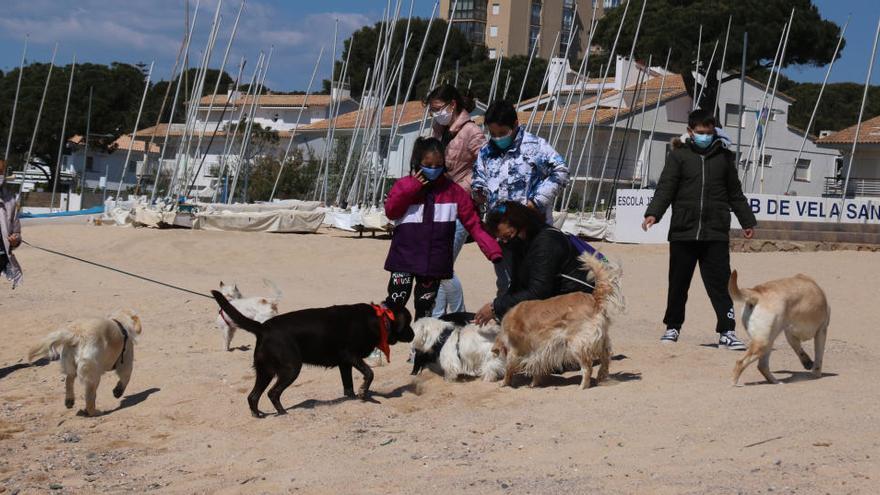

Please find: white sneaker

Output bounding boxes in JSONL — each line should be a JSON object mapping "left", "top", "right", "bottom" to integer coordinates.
{"left": 660, "top": 328, "right": 680, "bottom": 343}
{"left": 718, "top": 331, "right": 747, "bottom": 351}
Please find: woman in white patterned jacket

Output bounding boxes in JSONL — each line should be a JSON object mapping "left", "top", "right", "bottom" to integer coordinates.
{"left": 471, "top": 100, "right": 569, "bottom": 295}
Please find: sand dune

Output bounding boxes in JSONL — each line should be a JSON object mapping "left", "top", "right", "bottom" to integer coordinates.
{"left": 1, "top": 221, "right": 878, "bottom": 494}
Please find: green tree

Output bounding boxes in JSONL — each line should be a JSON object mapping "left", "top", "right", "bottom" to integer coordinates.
{"left": 593, "top": 0, "right": 844, "bottom": 112}
{"left": 432, "top": 55, "right": 551, "bottom": 104}
{"left": 323, "top": 18, "right": 487, "bottom": 99}
{"left": 246, "top": 150, "right": 321, "bottom": 202}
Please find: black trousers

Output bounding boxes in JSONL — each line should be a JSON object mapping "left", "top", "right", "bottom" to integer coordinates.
{"left": 0, "top": 254, "right": 7, "bottom": 275}
{"left": 385, "top": 272, "right": 440, "bottom": 320}
{"left": 663, "top": 241, "right": 735, "bottom": 334}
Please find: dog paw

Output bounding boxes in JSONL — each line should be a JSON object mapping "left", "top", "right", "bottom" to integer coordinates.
{"left": 275, "top": 409, "right": 288, "bottom": 416}
{"left": 801, "top": 358, "right": 814, "bottom": 370}
{"left": 251, "top": 410, "right": 267, "bottom": 419}
{"left": 343, "top": 388, "right": 356, "bottom": 398}
{"left": 811, "top": 368, "right": 823, "bottom": 378}
{"left": 357, "top": 388, "right": 370, "bottom": 401}
{"left": 76, "top": 409, "right": 98, "bottom": 417}
{"left": 65, "top": 398, "right": 74, "bottom": 409}
{"left": 113, "top": 386, "right": 125, "bottom": 399}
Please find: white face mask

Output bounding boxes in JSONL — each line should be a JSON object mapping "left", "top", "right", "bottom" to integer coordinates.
{"left": 432, "top": 106, "right": 453, "bottom": 126}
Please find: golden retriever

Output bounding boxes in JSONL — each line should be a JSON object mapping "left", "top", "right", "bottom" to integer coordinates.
{"left": 729, "top": 270, "right": 830, "bottom": 385}
{"left": 28, "top": 310, "right": 143, "bottom": 416}
{"left": 493, "top": 254, "right": 624, "bottom": 389}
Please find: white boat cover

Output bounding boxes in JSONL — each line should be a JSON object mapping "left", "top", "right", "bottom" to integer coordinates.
{"left": 192, "top": 209, "right": 325, "bottom": 233}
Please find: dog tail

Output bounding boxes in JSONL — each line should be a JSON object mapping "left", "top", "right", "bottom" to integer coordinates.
{"left": 28, "top": 329, "right": 78, "bottom": 363}
{"left": 729, "top": 270, "right": 759, "bottom": 305}
{"left": 212, "top": 290, "right": 266, "bottom": 335}
{"left": 579, "top": 253, "right": 625, "bottom": 316}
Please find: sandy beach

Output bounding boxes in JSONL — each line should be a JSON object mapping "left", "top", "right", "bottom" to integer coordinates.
{"left": 1, "top": 220, "right": 878, "bottom": 494}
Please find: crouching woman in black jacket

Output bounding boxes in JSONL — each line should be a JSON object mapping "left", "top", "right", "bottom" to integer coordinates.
{"left": 474, "top": 201, "right": 591, "bottom": 325}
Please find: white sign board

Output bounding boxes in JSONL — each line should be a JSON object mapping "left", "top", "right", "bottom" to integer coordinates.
{"left": 99, "top": 176, "right": 107, "bottom": 189}
{"left": 746, "top": 194, "right": 880, "bottom": 224}
{"left": 614, "top": 189, "right": 880, "bottom": 244}
{"left": 613, "top": 189, "right": 670, "bottom": 243}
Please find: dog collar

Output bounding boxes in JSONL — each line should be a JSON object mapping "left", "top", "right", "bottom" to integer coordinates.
{"left": 111, "top": 319, "right": 129, "bottom": 370}
{"left": 372, "top": 304, "right": 395, "bottom": 363}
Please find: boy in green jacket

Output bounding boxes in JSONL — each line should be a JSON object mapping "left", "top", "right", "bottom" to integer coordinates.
{"left": 642, "top": 109, "right": 757, "bottom": 349}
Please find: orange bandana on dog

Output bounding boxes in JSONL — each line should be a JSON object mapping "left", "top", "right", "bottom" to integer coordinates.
{"left": 372, "top": 304, "right": 395, "bottom": 363}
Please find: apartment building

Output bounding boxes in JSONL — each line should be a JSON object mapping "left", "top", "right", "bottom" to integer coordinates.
{"left": 440, "top": 0, "right": 619, "bottom": 60}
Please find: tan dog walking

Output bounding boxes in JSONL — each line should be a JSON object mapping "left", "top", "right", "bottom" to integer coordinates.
{"left": 729, "top": 270, "right": 830, "bottom": 385}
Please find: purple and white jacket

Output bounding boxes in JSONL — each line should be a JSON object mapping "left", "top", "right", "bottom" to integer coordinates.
{"left": 384, "top": 175, "right": 502, "bottom": 279}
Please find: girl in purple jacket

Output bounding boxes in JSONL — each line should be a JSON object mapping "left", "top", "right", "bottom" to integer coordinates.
{"left": 383, "top": 138, "right": 502, "bottom": 319}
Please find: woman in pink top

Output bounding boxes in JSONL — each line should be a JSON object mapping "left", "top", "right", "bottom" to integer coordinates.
{"left": 425, "top": 84, "right": 487, "bottom": 317}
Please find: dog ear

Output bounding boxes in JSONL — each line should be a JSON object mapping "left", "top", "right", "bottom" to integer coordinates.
{"left": 392, "top": 307, "right": 414, "bottom": 343}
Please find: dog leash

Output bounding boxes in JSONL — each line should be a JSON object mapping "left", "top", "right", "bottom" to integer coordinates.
{"left": 21, "top": 240, "right": 213, "bottom": 300}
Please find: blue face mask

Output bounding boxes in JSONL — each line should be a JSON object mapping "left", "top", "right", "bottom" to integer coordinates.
{"left": 492, "top": 133, "right": 514, "bottom": 150}
{"left": 420, "top": 166, "right": 445, "bottom": 181}
{"left": 692, "top": 132, "right": 715, "bottom": 149}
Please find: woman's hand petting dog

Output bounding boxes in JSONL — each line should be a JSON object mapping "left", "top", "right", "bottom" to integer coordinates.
{"left": 474, "top": 303, "right": 495, "bottom": 326}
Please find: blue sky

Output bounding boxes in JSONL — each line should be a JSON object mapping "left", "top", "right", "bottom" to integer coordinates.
{"left": 0, "top": 0, "right": 876, "bottom": 92}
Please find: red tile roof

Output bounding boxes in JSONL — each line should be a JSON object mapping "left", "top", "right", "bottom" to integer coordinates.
{"left": 817, "top": 114, "right": 880, "bottom": 145}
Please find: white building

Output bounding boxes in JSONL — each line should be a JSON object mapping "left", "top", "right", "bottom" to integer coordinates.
{"left": 194, "top": 91, "right": 359, "bottom": 132}
{"left": 519, "top": 57, "right": 840, "bottom": 208}
{"left": 816, "top": 114, "right": 880, "bottom": 198}
{"left": 63, "top": 134, "right": 159, "bottom": 194}
{"left": 132, "top": 90, "right": 358, "bottom": 199}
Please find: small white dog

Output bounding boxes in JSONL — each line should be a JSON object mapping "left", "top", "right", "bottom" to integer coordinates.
{"left": 410, "top": 317, "right": 505, "bottom": 382}
{"left": 215, "top": 281, "right": 280, "bottom": 351}
{"left": 28, "top": 309, "right": 143, "bottom": 417}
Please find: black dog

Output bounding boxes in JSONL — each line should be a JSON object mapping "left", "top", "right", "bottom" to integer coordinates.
{"left": 410, "top": 312, "right": 474, "bottom": 376}
{"left": 212, "top": 291, "right": 414, "bottom": 418}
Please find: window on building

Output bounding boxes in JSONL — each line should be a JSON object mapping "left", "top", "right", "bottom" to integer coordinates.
{"left": 530, "top": 0, "right": 542, "bottom": 26}
{"left": 795, "top": 158, "right": 811, "bottom": 182}
{"left": 761, "top": 155, "right": 773, "bottom": 168}
{"left": 85, "top": 156, "right": 94, "bottom": 172}
{"left": 451, "top": 0, "right": 487, "bottom": 21}
{"left": 489, "top": 48, "right": 497, "bottom": 59}
{"left": 529, "top": 26, "right": 540, "bottom": 54}
{"left": 490, "top": 25, "right": 498, "bottom": 37}
{"left": 725, "top": 103, "right": 744, "bottom": 128}
{"left": 492, "top": 3, "right": 500, "bottom": 15}
{"left": 455, "top": 21, "right": 486, "bottom": 45}
{"left": 604, "top": 0, "right": 622, "bottom": 8}
{"left": 559, "top": 0, "right": 576, "bottom": 57}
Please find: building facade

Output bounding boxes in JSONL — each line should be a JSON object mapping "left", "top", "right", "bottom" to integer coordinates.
{"left": 440, "top": 0, "right": 614, "bottom": 60}
{"left": 816, "top": 114, "right": 880, "bottom": 198}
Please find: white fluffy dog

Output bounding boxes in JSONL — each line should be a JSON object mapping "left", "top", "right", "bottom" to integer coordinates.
{"left": 28, "top": 309, "right": 143, "bottom": 417}
{"left": 215, "top": 281, "right": 280, "bottom": 351}
{"left": 410, "top": 317, "right": 505, "bottom": 382}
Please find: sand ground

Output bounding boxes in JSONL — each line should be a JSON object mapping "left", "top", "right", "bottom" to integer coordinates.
{"left": 1, "top": 220, "right": 878, "bottom": 494}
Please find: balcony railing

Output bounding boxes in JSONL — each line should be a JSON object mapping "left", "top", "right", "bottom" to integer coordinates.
{"left": 823, "top": 177, "right": 880, "bottom": 198}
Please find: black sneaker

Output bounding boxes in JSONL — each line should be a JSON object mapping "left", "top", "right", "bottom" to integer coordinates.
{"left": 660, "top": 328, "right": 680, "bottom": 343}
{"left": 718, "top": 331, "right": 747, "bottom": 350}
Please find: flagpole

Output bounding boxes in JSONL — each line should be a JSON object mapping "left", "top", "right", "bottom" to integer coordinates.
{"left": 4, "top": 35, "right": 27, "bottom": 162}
